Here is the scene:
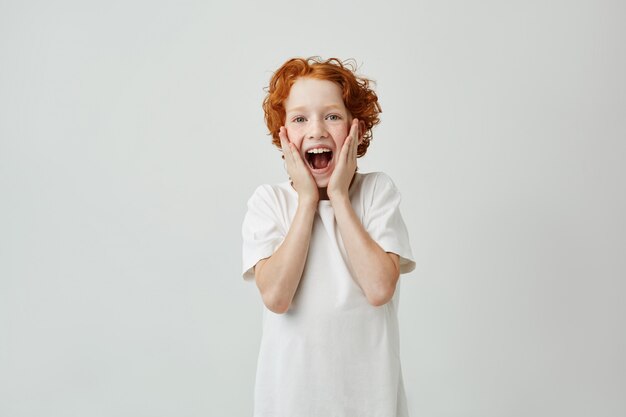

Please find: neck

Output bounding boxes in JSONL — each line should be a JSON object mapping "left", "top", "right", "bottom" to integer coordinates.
{"left": 318, "top": 173, "right": 358, "bottom": 201}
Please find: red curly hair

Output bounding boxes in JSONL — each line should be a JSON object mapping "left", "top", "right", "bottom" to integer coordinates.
{"left": 262, "top": 57, "right": 382, "bottom": 157}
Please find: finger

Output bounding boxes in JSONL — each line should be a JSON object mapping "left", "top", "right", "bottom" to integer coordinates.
{"left": 339, "top": 135, "right": 351, "bottom": 165}
{"left": 278, "top": 127, "right": 287, "bottom": 151}
{"left": 345, "top": 119, "right": 357, "bottom": 161}
{"left": 290, "top": 142, "right": 304, "bottom": 167}
{"left": 279, "top": 127, "right": 293, "bottom": 165}
{"left": 287, "top": 141, "right": 311, "bottom": 178}
{"left": 351, "top": 119, "right": 359, "bottom": 160}
{"left": 286, "top": 132, "right": 305, "bottom": 167}
{"left": 344, "top": 120, "right": 357, "bottom": 153}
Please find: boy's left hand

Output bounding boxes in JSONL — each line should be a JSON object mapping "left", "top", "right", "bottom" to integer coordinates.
{"left": 328, "top": 118, "right": 361, "bottom": 201}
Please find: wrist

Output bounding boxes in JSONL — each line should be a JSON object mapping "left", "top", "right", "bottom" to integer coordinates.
{"left": 298, "top": 196, "right": 318, "bottom": 210}
{"left": 329, "top": 192, "right": 350, "bottom": 206}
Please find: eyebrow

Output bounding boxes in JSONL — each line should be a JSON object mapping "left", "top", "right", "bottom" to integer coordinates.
{"left": 286, "top": 105, "right": 344, "bottom": 114}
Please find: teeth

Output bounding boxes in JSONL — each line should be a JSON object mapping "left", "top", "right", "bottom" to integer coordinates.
{"left": 306, "top": 148, "right": 332, "bottom": 154}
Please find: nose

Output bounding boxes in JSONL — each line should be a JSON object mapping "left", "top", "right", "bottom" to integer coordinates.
{"left": 308, "top": 118, "right": 328, "bottom": 139}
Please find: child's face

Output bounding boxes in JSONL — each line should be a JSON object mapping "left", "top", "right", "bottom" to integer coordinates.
{"left": 283, "top": 77, "right": 351, "bottom": 189}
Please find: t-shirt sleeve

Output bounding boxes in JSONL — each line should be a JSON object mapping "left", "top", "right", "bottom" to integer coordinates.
{"left": 364, "top": 172, "right": 416, "bottom": 274}
{"left": 241, "top": 185, "right": 286, "bottom": 281}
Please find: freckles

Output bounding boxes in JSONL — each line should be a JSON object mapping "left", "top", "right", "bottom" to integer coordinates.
{"left": 286, "top": 127, "right": 304, "bottom": 148}
{"left": 286, "top": 127, "right": 297, "bottom": 138}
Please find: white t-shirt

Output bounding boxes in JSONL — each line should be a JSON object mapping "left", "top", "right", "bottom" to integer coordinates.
{"left": 241, "top": 171, "right": 416, "bottom": 417}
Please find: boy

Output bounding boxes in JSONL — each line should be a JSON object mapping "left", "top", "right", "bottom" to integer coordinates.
{"left": 242, "top": 57, "right": 416, "bottom": 417}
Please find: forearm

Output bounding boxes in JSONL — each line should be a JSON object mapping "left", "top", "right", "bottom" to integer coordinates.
{"left": 331, "top": 195, "right": 399, "bottom": 306}
{"left": 255, "top": 200, "right": 317, "bottom": 313}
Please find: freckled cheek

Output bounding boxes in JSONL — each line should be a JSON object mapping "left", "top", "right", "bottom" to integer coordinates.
{"left": 332, "top": 127, "right": 349, "bottom": 147}
{"left": 285, "top": 126, "right": 305, "bottom": 148}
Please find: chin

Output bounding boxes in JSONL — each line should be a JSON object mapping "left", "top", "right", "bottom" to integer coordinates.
{"left": 311, "top": 172, "right": 331, "bottom": 189}
{"left": 312, "top": 178, "right": 328, "bottom": 189}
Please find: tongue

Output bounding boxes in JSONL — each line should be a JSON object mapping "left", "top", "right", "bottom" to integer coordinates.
{"left": 311, "top": 153, "right": 331, "bottom": 170}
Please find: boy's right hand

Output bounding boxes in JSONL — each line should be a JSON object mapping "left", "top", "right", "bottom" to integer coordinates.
{"left": 279, "top": 126, "right": 319, "bottom": 206}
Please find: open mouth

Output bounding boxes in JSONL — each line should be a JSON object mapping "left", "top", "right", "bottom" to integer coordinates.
{"left": 305, "top": 148, "right": 333, "bottom": 171}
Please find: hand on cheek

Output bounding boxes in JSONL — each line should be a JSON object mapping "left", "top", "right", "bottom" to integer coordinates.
{"left": 279, "top": 127, "right": 319, "bottom": 206}
{"left": 328, "top": 118, "right": 360, "bottom": 201}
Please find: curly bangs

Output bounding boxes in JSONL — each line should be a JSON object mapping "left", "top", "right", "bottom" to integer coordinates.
{"left": 262, "top": 57, "right": 382, "bottom": 157}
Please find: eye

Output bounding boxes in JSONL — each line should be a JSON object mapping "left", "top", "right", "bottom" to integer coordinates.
{"left": 326, "top": 114, "right": 342, "bottom": 121}
{"left": 293, "top": 116, "right": 306, "bottom": 123}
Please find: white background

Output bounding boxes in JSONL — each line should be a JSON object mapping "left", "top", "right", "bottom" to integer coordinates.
{"left": 1, "top": 0, "right": 625, "bottom": 416}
